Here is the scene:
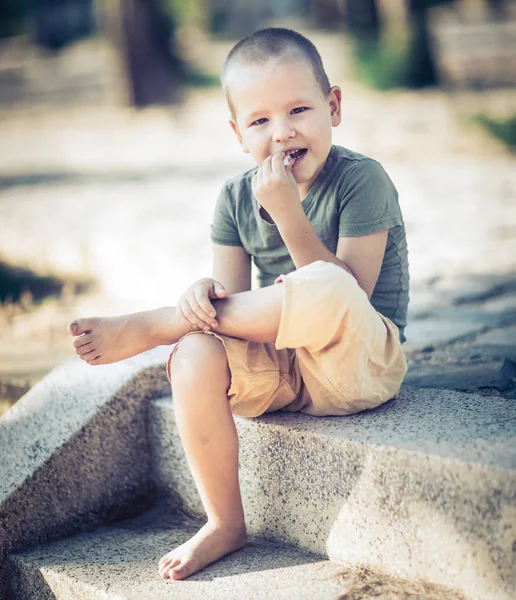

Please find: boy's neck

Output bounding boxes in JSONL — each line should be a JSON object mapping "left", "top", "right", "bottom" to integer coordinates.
{"left": 297, "top": 183, "right": 312, "bottom": 202}
{"left": 298, "top": 188, "right": 309, "bottom": 202}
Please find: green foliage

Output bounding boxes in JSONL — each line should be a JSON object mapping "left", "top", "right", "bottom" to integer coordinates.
{"left": 352, "top": 38, "right": 410, "bottom": 91}
{"left": 164, "top": 0, "right": 188, "bottom": 21}
{"left": 157, "top": 0, "right": 217, "bottom": 88}
{"left": 474, "top": 114, "right": 516, "bottom": 150}
{"left": 352, "top": 18, "right": 440, "bottom": 92}
{"left": 161, "top": 0, "right": 205, "bottom": 27}
{"left": 184, "top": 70, "right": 220, "bottom": 88}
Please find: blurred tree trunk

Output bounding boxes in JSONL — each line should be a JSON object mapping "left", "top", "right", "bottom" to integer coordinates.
{"left": 34, "top": 0, "right": 95, "bottom": 51}
{"left": 312, "top": 0, "right": 345, "bottom": 29}
{"left": 345, "top": 0, "right": 381, "bottom": 49}
{"left": 405, "top": 0, "right": 438, "bottom": 87}
{"left": 485, "top": 0, "right": 508, "bottom": 20}
{"left": 103, "top": 0, "right": 185, "bottom": 107}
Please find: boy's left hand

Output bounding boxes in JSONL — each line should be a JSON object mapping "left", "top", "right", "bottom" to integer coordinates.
{"left": 252, "top": 151, "right": 300, "bottom": 220}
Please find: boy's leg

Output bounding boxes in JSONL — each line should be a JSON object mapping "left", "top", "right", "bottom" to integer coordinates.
{"left": 158, "top": 333, "right": 247, "bottom": 580}
{"left": 69, "top": 283, "right": 285, "bottom": 365}
{"left": 67, "top": 283, "right": 286, "bottom": 582}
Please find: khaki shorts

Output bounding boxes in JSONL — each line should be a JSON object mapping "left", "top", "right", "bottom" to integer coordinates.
{"left": 167, "top": 261, "right": 407, "bottom": 418}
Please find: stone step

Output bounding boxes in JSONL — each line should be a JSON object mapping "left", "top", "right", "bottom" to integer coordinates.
{"left": 149, "top": 387, "right": 516, "bottom": 600}
{"left": 1, "top": 351, "right": 514, "bottom": 600}
{"left": 7, "top": 506, "right": 464, "bottom": 600}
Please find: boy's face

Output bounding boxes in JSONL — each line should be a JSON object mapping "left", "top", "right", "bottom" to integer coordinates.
{"left": 228, "top": 57, "right": 342, "bottom": 198}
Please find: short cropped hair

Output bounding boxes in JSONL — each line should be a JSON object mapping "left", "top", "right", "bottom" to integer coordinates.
{"left": 221, "top": 28, "right": 331, "bottom": 117}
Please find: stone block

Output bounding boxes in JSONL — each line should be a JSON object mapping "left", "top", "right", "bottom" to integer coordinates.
{"left": 0, "top": 347, "right": 172, "bottom": 599}
{"left": 150, "top": 386, "right": 516, "bottom": 600}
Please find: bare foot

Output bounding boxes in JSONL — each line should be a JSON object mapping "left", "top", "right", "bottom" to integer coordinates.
{"left": 158, "top": 521, "right": 248, "bottom": 581}
{"left": 68, "top": 312, "right": 164, "bottom": 365}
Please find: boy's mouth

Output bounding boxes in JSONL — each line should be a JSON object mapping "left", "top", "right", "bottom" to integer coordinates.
{"left": 284, "top": 148, "right": 307, "bottom": 167}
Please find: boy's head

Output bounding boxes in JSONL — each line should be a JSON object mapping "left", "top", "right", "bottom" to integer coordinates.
{"left": 221, "top": 28, "right": 331, "bottom": 118}
{"left": 221, "top": 28, "right": 342, "bottom": 198}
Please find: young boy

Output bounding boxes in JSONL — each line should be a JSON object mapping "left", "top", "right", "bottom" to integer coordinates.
{"left": 68, "top": 28, "right": 409, "bottom": 581}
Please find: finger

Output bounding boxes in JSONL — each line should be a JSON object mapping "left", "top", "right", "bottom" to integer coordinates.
{"left": 212, "top": 280, "right": 227, "bottom": 298}
{"left": 261, "top": 155, "right": 273, "bottom": 179}
{"left": 194, "top": 290, "right": 218, "bottom": 326}
{"left": 255, "top": 166, "right": 263, "bottom": 188}
{"left": 197, "top": 295, "right": 216, "bottom": 319}
{"left": 284, "top": 154, "right": 294, "bottom": 176}
{"left": 271, "top": 150, "right": 287, "bottom": 177}
{"left": 254, "top": 169, "right": 265, "bottom": 199}
{"left": 179, "top": 302, "right": 207, "bottom": 330}
{"left": 188, "top": 295, "right": 214, "bottom": 329}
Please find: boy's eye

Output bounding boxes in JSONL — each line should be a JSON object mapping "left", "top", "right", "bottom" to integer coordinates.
{"left": 291, "top": 107, "right": 308, "bottom": 114}
{"left": 250, "top": 118, "right": 267, "bottom": 126}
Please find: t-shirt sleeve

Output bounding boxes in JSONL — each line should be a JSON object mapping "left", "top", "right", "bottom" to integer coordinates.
{"left": 338, "top": 159, "right": 403, "bottom": 237}
{"left": 210, "top": 185, "right": 243, "bottom": 246}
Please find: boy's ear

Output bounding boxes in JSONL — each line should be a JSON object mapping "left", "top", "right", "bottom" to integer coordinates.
{"left": 328, "top": 85, "right": 342, "bottom": 127}
{"left": 229, "top": 119, "right": 249, "bottom": 153}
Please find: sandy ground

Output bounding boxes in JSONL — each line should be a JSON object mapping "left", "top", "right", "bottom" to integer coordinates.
{"left": 0, "top": 28, "right": 515, "bottom": 415}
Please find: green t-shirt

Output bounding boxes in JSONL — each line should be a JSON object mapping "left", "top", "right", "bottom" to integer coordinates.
{"left": 211, "top": 145, "right": 409, "bottom": 342}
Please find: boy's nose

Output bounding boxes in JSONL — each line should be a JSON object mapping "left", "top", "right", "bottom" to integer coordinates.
{"left": 272, "top": 121, "right": 296, "bottom": 143}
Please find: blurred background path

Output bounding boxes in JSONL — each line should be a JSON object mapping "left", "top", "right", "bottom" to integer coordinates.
{"left": 1, "top": 0, "right": 515, "bottom": 415}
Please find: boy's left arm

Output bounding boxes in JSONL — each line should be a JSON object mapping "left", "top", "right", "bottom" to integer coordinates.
{"left": 275, "top": 205, "right": 387, "bottom": 299}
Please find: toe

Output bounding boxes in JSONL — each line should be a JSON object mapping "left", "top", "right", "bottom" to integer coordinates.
{"left": 170, "top": 563, "right": 191, "bottom": 580}
{"left": 73, "top": 334, "right": 92, "bottom": 349}
{"left": 159, "top": 554, "right": 172, "bottom": 569}
{"left": 87, "top": 355, "right": 103, "bottom": 365}
{"left": 80, "top": 347, "right": 98, "bottom": 359}
{"left": 68, "top": 318, "right": 96, "bottom": 336}
{"left": 159, "top": 556, "right": 179, "bottom": 578}
{"left": 76, "top": 343, "right": 93, "bottom": 356}
{"left": 159, "top": 555, "right": 172, "bottom": 569}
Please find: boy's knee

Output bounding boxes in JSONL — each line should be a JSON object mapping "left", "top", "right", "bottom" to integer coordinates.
{"left": 170, "top": 333, "right": 230, "bottom": 388}
{"left": 276, "top": 260, "right": 373, "bottom": 352}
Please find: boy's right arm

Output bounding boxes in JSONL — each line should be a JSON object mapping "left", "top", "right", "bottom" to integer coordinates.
{"left": 178, "top": 244, "right": 251, "bottom": 331}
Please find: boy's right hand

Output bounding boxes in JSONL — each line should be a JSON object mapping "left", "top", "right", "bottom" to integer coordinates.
{"left": 178, "top": 278, "right": 227, "bottom": 331}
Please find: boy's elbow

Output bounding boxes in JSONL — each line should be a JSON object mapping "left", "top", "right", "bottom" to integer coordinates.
{"left": 338, "top": 261, "right": 373, "bottom": 299}
{"left": 336, "top": 259, "right": 358, "bottom": 284}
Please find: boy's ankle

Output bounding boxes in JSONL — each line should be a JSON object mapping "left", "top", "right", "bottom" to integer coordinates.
{"left": 148, "top": 307, "right": 178, "bottom": 346}
{"left": 207, "top": 516, "right": 247, "bottom": 534}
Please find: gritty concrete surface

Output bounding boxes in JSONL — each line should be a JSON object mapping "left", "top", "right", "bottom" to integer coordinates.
{"left": 150, "top": 387, "right": 516, "bottom": 600}
{"left": 0, "top": 346, "right": 172, "bottom": 599}
{"left": 405, "top": 274, "right": 516, "bottom": 397}
{"left": 7, "top": 505, "right": 466, "bottom": 600}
